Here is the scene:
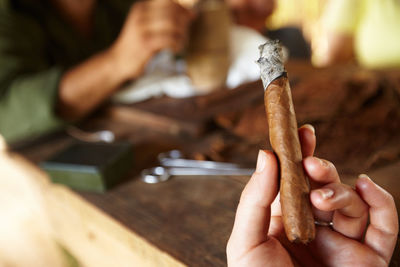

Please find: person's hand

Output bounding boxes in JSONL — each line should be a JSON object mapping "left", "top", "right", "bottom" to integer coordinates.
{"left": 226, "top": 0, "right": 275, "bottom": 32}
{"left": 227, "top": 125, "right": 399, "bottom": 266}
{"left": 110, "top": 0, "right": 194, "bottom": 80}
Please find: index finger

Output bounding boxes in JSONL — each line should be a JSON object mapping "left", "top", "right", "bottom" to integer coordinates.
{"left": 270, "top": 125, "right": 316, "bottom": 219}
{"left": 303, "top": 156, "right": 341, "bottom": 186}
{"left": 299, "top": 124, "right": 316, "bottom": 158}
{"left": 357, "top": 175, "right": 399, "bottom": 264}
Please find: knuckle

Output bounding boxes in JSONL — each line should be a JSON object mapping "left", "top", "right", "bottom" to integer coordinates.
{"left": 133, "top": 2, "right": 145, "bottom": 12}
{"left": 325, "top": 160, "right": 336, "bottom": 171}
{"left": 226, "top": 238, "right": 233, "bottom": 255}
{"left": 239, "top": 185, "right": 251, "bottom": 202}
{"left": 385, "top": 191, "right": 395, "bottom": 205}
{"left": 140, "top": 31, "right": 150, "bottom": 42}
{"left": 376, "top": 185, "right": 396, "bottom": 207}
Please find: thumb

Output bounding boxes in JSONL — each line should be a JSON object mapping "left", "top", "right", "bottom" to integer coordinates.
{"left": 227, "top": 150, "right": 279, "bottom": 259}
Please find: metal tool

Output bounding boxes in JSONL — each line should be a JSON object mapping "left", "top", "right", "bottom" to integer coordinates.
{"left": 157, "top": 150, "right": 247, "bottom": 170}
{"left": 67, "top": 126, "right": 115, "bottom": 143}
{"left": 141, "top": 150, "right": 254, "bottom": 184}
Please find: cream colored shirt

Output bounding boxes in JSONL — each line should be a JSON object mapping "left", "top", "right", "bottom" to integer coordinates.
{"left": 323, "top": 0, "right": 400, "bottom": 68}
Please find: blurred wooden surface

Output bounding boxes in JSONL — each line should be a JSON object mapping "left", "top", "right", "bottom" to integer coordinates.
{"left": 15, "top": 62, "right": 400, "bottom": 266}
{"left": 0, "top": 138, "right": 184, "bottom": 267}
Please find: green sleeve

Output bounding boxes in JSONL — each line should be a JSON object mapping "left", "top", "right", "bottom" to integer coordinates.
{"left": 0, "top": 8, "right": 65, "bottom": 143}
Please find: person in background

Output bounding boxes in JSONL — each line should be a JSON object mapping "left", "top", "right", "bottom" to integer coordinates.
{"left": 313, "top": 0, "right": 400, "bottom": 68}
{"left": 0, "top": 0, "right": 193, "bottom": 143}
{"left": 227, "top": 0, "right": 311, "bottom": 59}
{"left": 227, "top": 125, "right": 399, "bottom": 266}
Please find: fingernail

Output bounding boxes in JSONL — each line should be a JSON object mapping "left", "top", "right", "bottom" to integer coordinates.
{"left": 303, "top": 124, "right": 315, "bottom": 135}
{"left": 316, "top": 188, "right": 334, "bottom": 199}
{"left": 357, "top": 174, "right": 372, "bottom": 190}
{"left": 256, "top": 150, "right": 267, "bottom": 173}
{"left": 358, "top": 173, "right": 371, "bottom": 181}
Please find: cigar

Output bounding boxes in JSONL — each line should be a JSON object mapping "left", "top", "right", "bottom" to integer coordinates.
{"left": 257, "top": 40, "right": 315, "bottom": 244}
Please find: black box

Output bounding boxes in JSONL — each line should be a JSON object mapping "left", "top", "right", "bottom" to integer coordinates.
{"left": 41, "top": 142, "right": 134, "bottom": 192}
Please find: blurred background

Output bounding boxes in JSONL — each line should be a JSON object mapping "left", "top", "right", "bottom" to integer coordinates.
{"left": 1, "top": 0, "right": 399, "bottom": 266}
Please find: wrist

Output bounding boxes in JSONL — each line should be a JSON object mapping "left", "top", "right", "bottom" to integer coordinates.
{"left": 106, "top": 44, "right": 130, "bottom": 82}
{"left": 107, "top": 42, "right": 145, "bottom": 82}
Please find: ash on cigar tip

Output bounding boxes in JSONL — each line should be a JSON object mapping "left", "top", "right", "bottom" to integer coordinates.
{"left": 257, "top": 40, "right": 286, "bottom": 89}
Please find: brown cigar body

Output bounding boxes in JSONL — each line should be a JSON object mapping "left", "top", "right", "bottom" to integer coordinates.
{"left": 264, "top": 75, "right": 315, "bottom": 243}
{"left": 257, "top": 40, "right": 315, "bottom": 244}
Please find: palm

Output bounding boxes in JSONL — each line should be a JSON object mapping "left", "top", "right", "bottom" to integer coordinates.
{"left": 238, "top": 217, "right": 387, "bottom": 267}
{"left": 239, "top": 239, "right": 291, "bottom": 267}
{"left": 264, "top": 216, "right": 386, "bottom": 266}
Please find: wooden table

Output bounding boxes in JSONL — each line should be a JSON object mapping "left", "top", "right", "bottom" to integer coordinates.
{"left": 14, "top": 63, "right": 400, "bottom": 266}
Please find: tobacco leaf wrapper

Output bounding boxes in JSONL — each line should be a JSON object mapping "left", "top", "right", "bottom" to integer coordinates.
{"left": 257, "top": 40, "right": 315, "bottom": 243}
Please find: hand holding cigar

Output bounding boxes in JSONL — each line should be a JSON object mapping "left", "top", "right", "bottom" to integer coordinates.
{"left": 257, "top": 40, "right": 315, "bottom": 243}
{"left": 227, "top": 140, "right": 398, "bottom": 265}
{"left": 227, "top": 40, "right": 398, "bottom": 264}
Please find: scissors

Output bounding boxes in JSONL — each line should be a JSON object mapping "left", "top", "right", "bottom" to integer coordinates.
{"left": 141, "top": 150, "right": 254, "bottom": 184}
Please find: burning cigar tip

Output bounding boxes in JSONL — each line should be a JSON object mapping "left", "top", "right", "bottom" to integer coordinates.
{"left": 257, "top": 40, "right": 286, "bottom": 90}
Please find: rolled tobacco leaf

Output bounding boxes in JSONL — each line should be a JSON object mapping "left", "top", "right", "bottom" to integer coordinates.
{"left": 257, "top": 40, "right": 315, "bottom": 244}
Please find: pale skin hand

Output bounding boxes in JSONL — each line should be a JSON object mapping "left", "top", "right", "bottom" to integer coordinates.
{"left": 57, "top": 0, "right": 193, "bottom": 120}
{"left": 227, "top": 125, "right": 399, "bottom": 266}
